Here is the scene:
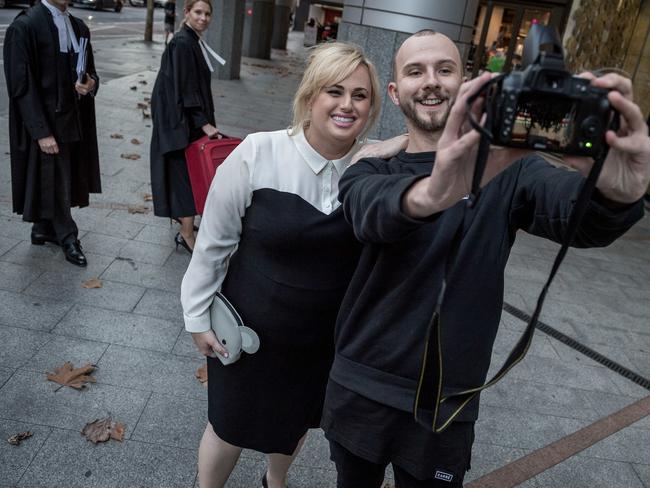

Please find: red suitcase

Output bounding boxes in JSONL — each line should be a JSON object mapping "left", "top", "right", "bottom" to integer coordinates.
{"left": 185, "top": 134, "right": 242, "bottom": 215}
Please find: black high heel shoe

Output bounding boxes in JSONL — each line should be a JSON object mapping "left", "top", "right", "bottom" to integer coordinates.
{"left": 174, "top": 232, "right": 193, "bottom": 254}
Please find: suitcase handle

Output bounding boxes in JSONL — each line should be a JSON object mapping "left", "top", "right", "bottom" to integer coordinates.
{"left": 200, "top": 133, "right": 230, "bottom": 151}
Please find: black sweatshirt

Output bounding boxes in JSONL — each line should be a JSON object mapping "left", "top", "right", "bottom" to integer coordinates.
{"left": 331, "top": 151, "right": 644, "bottom": 422}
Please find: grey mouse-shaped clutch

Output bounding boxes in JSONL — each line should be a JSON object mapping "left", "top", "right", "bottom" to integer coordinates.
{"left": 209, "top": 292, "right": 260, "bottom": 365}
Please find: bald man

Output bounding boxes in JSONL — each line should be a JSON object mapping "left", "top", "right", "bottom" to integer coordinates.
{"left": 321, "top": 30, "right": 649, "bottom": 488}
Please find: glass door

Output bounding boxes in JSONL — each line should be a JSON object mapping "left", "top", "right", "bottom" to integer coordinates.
{"left": 469, "top": 1, "right": 562, "bottom": 78}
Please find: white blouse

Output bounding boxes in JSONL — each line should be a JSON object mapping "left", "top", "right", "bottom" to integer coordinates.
{"left": 180, "top": 129, "right": 361, "bottom": 333}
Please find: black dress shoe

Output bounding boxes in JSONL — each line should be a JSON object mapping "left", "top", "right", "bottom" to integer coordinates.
{"left": 31, "top": 231, "right": 59, "bottom": 246}
{"left": 62, "top": 240, "right": 87, "bottom": 267}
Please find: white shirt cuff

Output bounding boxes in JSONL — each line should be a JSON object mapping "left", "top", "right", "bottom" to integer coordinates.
{"left": 184, "top": 312, "right": 212, "bottom": 333}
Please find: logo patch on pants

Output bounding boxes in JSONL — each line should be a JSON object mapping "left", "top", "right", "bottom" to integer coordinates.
{"left": 434, "top": 470, "right": 454, "bottom": 482}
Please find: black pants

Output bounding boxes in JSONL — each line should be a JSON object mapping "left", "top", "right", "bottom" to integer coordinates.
{"left": 34, "top": 144, "right": 78, "bottom": 244}
{"left": 330, "top": 439, "right": 466, "bottom": 488}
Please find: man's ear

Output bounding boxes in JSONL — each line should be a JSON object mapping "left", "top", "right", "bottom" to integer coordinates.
{"left": 388, "top": 82, "right": 400, "bottom": 107}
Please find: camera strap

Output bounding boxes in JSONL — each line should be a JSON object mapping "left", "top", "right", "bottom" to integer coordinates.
{"left": 414, "top": 107, "right": 610, "bottom": 433}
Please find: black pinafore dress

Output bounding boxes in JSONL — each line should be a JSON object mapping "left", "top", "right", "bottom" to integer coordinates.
{"left": 206, "top": 188, "right": 361, "bottom": 455}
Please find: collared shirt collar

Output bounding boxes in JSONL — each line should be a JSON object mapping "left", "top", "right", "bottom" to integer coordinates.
{"left": 42, "top": 0, "right": 79, "bottom": 54}
{"left": 42, "top": 0, "right": 67, "bottom": 15}
{"left": 292, "top": 129, "right": 360, "bottom": 176}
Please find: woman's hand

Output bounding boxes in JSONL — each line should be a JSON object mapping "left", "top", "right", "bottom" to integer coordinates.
{"left": 191, "top": 330, "right": 229, "bottom": 359}
{"left": 202, "top": 123, "right": 221, "bottom": 139}
{"left": 350, "top": 134, "right": 409, "bottom": 165}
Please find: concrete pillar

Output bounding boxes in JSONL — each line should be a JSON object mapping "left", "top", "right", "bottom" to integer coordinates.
{"left": 205, "top": 0, "right": 245, "bottom": 80}
{"left": 293, "top": 0, "right": 310, "bottom": 32}
{"left": 243, "top": 0, "right": 275, "bottom": 59}
{"left": 338, "top": 0, "right": 480, "bottom": 139}
{"left": 175, "top": 0, "right": 185, "bottom": 31}
{"left": 272, "top": 0, "right": 294, "bottom": 50}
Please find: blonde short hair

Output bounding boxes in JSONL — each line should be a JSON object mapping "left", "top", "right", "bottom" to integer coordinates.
{"left": 290, "top": 42, "right": 381, "bottom": 140}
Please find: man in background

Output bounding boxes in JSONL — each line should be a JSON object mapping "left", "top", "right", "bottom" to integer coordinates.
{"left": 4, "top": 0, "right": 101, "bottom": 267}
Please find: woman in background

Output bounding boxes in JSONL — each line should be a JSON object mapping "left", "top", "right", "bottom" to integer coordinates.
{"left": 150, "top": 0, "right": 218, "bottom": 253}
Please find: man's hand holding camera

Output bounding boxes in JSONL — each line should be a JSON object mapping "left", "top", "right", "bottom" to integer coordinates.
{"left": 565, "top": 72, "right": 650, "bottom": 205}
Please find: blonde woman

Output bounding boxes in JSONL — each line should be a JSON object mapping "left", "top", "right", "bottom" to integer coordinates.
{"left": 181, "top": 43, "right": 406, "bottom": 488}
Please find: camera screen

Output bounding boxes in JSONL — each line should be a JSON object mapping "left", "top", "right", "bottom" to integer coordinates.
{"left": 509, "top": 93, "right": 579, "bottom": 151}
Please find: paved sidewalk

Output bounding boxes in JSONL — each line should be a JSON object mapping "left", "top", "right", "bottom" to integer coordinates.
{"left": 1, "top": 31, "right": 649, "bottom": 487}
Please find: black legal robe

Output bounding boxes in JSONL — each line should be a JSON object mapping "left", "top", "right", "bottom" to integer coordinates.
{"left": 3, "top": 3, "right": 101, "bottom": 222}
{"left": 150, "top": 24, "right": 215, "bottom": 217}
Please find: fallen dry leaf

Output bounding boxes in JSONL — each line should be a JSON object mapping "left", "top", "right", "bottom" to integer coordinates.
{"left": 131, "top": 138, "right": 142, "bottom": 145}
{"left": 143, "top": 97, "right": 151, "bottom": 102}
{"left": 81, "top": 278, "right": 102, "bottom": 289}
{"left": 196, "top": 364, "right": 208, "bottom": 388}
{"left": 120, "top": 153, "right": 141, "bottom": 160}
{"left": 8, "top": 431, "right": 32, "bottom": 446}
{"left": 130, "top": 85, "right": 137, "bottom": 91}
{"left": 138, "top": 80, "right": 148, "bottom": 85}
{"left": 110, "top": 133, "right": 124, "bottom": 139}
{"left": 142, "top": 110, "right": 151, "bottom": 119}
{"left": 136, "top": 102, "right": 148, "bottom": 110}
{"left": 81, "top": 417, "right": 125, "bottom": 444}
{"left": 143, "top": 193, "right": 153, "bottom": 202}
{"left": 46, "top": 362, "right": 96, "bottom": 390}
{"left": 127, "top": 205, "right": 149, "bottom": 214}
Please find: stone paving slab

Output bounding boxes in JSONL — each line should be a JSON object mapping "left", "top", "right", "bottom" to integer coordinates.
{"left": 172, "top": 329, "right": 203, "bottom": 359}
{"left": 632, "top": 464, "right": 650, "bottom": 486}
{"left": 0, "top": 369, "right": 149, "bottom": 432}
{"left": 0, "top": 236, "right": 20, "bottom": 257}
{"left": 95, "top": 345, "right": 205, "bottom": 400}
{"left": 0, "top": 289, "right": 72, "bottom": 331}
{"left": 133, "top": 288, "right": 183, "bottom": 324}
{"left": 0, "top": 366, "right": 14, "bottom": 388}
{"left": 134, "top": 224, "right": 179, "bottom": 246}
{"left": 0, "top": 261, "right": 43, "bottom": 294}
{"left": 16, "top": 428, "right": 197, "bottom": 488}
{"left": 130, "top": 393, "right": 208, "bottom": 450}
{"left": 0, "top": 419, "right": 53, "bottom": 487}
{"left": 76, "top": 232, "right": 132, "bottom": 258}
{"left": 53, "top": 305, "right": 181, "bottom": 353}
{"left": 480, "top": 378, "right": 601, "bottom": 421}
{"left": 574, "top": 426, "right": 650, "bottom": 467}
{"left": 118, "top": 239, "right": 175, "bottom": 266}
{"left": 0, "top": 327, "right": 53, "bottom": 370}
{"left": 465, "top": 442, "right": 532, "bottom": 484}
{"left": 22, "top": 336, "right": 109, "bottom": 375}
{"left": 23, "top": 273, "right": 146, "bottom": 314}
{"left": 100, "top": 257, "right": 184, "bottom": 293}
{"left": 474, "top": 405, "right": 588, "bottom": 450}
{"left": 532, "top": 455, "right": 646, "bottom": 488}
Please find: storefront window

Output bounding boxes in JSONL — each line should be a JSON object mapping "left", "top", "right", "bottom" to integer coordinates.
{"left": 469, "top": 2, "right": 558, "bottom": 77}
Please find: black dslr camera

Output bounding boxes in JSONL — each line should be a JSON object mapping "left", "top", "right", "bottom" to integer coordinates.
{"left": 486, "top": 24, "right": 615, "bottom": 157}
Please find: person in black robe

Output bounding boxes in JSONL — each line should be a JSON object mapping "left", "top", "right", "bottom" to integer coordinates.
{"left": 150, "top": 0, "right": 218, "bottom": 254}
{"left": 3, "top": 0, "right": 101, "bottom": 267}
